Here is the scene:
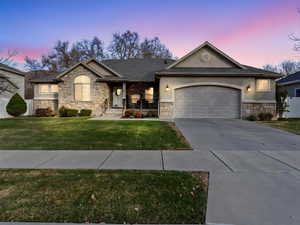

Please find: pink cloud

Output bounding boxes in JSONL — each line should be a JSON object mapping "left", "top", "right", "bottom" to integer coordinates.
{"left": 0, "top": 45, "right": 48, "bottom": 63}
{"left": 214, "top": 1, "right": 299, "bottom": 45}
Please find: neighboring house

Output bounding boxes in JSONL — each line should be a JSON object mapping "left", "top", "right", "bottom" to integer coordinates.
{"left": 0, "top": 63, "right": 25, "bottom": 118}
{"left": 277, "top": 71, "right": 300, "bottom": 118}
{"left": 31, "top": 41, "right": 281, "bottom": 119}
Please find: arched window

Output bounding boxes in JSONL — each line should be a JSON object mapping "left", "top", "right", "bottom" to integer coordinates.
{"left": 74, "top": 76, "right": 91, "bottom": 101}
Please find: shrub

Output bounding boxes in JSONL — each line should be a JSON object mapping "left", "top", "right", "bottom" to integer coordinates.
{"left": 59, "top": 106, "right": 67, "bottom": 117}
{"left": 59, "top": 106, "right": 78, "bottom": 117}
{"left": 6, "top": 93, "right": 27, "bottom": 117}
{"left": 135, "top": 111, "right": 143, "bottom": 118}
{"left": 258, "top": 112, "right": 273, "bottom": 121}
{"left": 79, "top": 109, "right": 92, "bottom": 117}
{"left": 145, "top": 111, "right": 158, "bottom": 118}
{"left": 36, "top": 108, "right": 53, "bottom": 117}
{"left": 124, "top": 109, "right": 137, "bottom": 118}
{"left": 246, "top": 115, "right": 257, "bottom": 121}
{"left": 66, "top": 109, "right": 78, "bottom": 117}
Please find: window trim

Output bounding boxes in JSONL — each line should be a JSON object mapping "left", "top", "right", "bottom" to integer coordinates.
{"left": 74, "top": 76, "right": 91, "bottom": 102}
{"left": 39, "top": 84, "right": 58, "bottom": 94}
{"left": 295, "top": 88, "right": 300, "bottom": 97}
{"left": 256, "top": 79, "right": 271, "bottom": 92}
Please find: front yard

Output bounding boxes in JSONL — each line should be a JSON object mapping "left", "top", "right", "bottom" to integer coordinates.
{"left": 262, "top": 119, "right": 300, "bottom": 135}
{"left": 0, "top": 169, "right": 208, "bottom": 224}
{"left": 0, "top": 117, "right": 190, "bottom": 150}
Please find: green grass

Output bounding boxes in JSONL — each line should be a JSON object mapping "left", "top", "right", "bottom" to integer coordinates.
{"left": 0, "top": 117, "right": 190, "bottom": 150}
{"left": 262, "top": 118, "right": 300, "bottom": 135}
{"left": 0, "top": 169, "right": 208, "bottom": 224}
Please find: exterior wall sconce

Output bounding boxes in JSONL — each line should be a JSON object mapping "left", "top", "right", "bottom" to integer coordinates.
{"left": 165, "top": 85, "right": 171, "bottom": 92}
{"left": 246, "top": 85, "right": 252, "bottom": 92}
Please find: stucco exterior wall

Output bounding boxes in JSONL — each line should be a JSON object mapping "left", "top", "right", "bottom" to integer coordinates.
{"left": 159, "top": 76, "right": 276, "bottom": 119}
{"left": 175, "top": 46, "right": 236, "bottom": 68}
{"left": 0, "top": 69, "right": 25, "bottom": 99}
{"left": 58, "top": 65, "right": 110, "bottom": 116}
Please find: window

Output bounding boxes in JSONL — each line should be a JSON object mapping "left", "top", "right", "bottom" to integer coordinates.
{"left": 131, "top": 94, "right": 140, "bottom": 104}
{"left": 74, "top": 75, "right": 91, "bottom": 101}
{"left": 145, "top": 87, "right": 154, "bottom": 103}
{"left": 296, "top": 89, "right": 300, "bottom": 97}
{"left": 39, "top": 84, "right": 58, "bottom": 93}
{"left": 256, "top": 79, "right": 271, "bottom": 91}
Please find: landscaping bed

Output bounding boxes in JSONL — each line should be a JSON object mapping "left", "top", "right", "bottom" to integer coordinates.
{"left": 0, "top": 169, "right": 208, "bottom": 224}
{"left": 0, "top": 117, "right": 190, "bottom": 150}
{"left": 262, "top": 118, "right": 300, "bottom": 135}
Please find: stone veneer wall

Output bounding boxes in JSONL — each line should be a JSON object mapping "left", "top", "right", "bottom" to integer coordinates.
{"left": 58, "top": 65, "right": 110, "bottom": 116}
{"left": 159, "top": 102, "right": 276, "bottom": 119}
{"left": 159, "top": 102, "right": 174, "bottom": 118}
{"left": 241, "top": 103, "right": 276, "bottom": 119}
{"left": 33, "top": 99, "right": 58, "bottom": 113}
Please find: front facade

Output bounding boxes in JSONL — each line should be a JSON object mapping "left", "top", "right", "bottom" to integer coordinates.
{"left": 0, "top": 63, "right": 25, "bottom": 118}
{"left": 31, "top": 41, "right": 281, "bottom": 119}
{"left": 277, "top": 71, "right": 300, "bottom": 118}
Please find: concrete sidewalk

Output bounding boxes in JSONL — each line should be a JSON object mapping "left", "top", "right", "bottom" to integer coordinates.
{"left": 1, "top": 150, "right": 300, "bottom": 225}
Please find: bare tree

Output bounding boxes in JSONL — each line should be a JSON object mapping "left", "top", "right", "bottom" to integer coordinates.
{"left": 290, "top": 9, "right": 300, "bottom": 52}
{"left": 0, "top": 50, "right": 18, "bottom": 66}
{"left": 108, "top": 30, "right": 140, "bottom": 59}
{"left": 263, "top": 60, "right": 300, "bottom": 75}
{"left": 139, "top": 37, "right": 173, "bottom": 59}
{"left": 24, "top": 56, "right": 44, "bottom": 71}
{"left": 0, "top": 76, "right": 15, "bottom": 95}
{"left": 262, "top": 64, "right": 279, "bottom": 73}
{"left": 24, "top": 37, "right": 106, "bottom": 72}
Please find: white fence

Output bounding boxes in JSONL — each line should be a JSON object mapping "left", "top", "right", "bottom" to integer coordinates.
{"left": 284, "top": 97, "right": 300, "bottom": 118}
{"left": 0, "top": 98, "right": 33, "bottom": 118}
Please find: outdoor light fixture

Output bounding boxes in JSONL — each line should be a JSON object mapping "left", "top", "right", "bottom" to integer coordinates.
{"left": 165, "top": 85, "right": 170, "bottom": 92}
{"left": 246, "top": 85, "right": 252, "bottom": 92}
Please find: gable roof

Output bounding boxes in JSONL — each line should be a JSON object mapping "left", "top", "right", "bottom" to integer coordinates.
{"left": 166, "top": 41, "right": 245, "bottom": 70}
{"left": 56, "top": 62, "right": 104, "bottom": 79}
{"left": 0, "top": 63, "right": 24, "bottom": 76}
{"left": 277, "top": 71, "right": 300, "bottom": 85}
{"left": 86, "top": 58, "right": 122, "bottom": 77}
{"left": 30, "top": 58, "right": 175, "bottom": 83}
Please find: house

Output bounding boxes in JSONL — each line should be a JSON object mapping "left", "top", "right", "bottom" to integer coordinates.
{"left": 0, "top": 63, "right": 25, "bottom": 118}
{"left": 31, "top": 41, "right": 281, "bottom": 119}
{"left": 277, "top": 71, "right": 300, "bottom": 118}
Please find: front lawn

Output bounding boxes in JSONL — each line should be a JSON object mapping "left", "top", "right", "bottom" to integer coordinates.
{"left": 0, "top": 117, "right": 190, "bottom": 150}
{"left": 0, "top": 169, "right": 208, "bottom": 224}
{"left": 262, "top": 119, "right": 300, "bottom": 135}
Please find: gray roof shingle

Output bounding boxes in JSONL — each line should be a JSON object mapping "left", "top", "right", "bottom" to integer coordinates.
{"left": 101, "top": 58, "right": 175, "bottom": 81}
{"left": 277, "top": 71, "right": 300, "bottom": 85}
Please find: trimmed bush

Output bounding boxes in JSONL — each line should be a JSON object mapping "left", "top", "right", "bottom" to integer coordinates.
{"left": 258, "top": 112, "right": 273, "bottom": 121}
{"left": 66, "top": 109, "right": 78, "bottom": 117}
{"left": 124, "top": 109, "right": 137, "bottom": 118}
{"left": 79, "top": 109, "right": 92, "bottom": 117}
{"left": 59, "top": 106, "right": 78, "bottom": 117}
{"left": 135, "top": 111, "right": 143, "bottom": 118}
{"left": 59, "top": 106, "right": 67, "bottom": 117}
{"left": 145, "top": 111, "right": 158, "bottom": 118}
{"left": 246, "top": 115, "right": 257, "bottom": 121}
{"left": 6, "top": 93, "right": 27, "bottom": 117}
{"left": 36, "top": 108, "right": 53, "bottom": 117}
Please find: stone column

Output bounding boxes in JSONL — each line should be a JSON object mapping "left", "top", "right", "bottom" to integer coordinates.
{"left": 122, "top": 82, "right": 127, "bottom": 113}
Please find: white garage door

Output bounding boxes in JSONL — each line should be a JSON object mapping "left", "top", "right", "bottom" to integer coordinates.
{"left": 175, "top": 86, "right": 241, "bottom": 119}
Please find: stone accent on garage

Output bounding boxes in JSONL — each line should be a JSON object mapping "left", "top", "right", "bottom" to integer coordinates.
{"left": 242, "top": 103, "right": 276, "bottom": 119}
{"left": 58, "top": 65, "right": 110, "bottom": 116}
{"left": 159, "top": 102, "right": 174, "bottom": 118}
{"left": 33, "top": 99, "right": 58, "bottom": 113}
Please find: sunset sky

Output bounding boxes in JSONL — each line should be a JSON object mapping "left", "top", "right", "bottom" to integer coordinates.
{"left": 1, "top": 0, "right": 300, "bottom": 69}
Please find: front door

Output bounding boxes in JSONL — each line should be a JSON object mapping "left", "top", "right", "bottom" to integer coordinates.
{"left": 112, "top": 87, "right": 123, "bottom": 108}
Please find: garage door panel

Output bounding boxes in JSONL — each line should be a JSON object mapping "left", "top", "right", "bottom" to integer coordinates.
{"left": 175, "top": 86, "right": 240, "bottom": 119}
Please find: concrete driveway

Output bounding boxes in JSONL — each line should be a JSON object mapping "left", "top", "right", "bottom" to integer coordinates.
{"left": 175, "top": 118, "right": 300, "bottom": 151}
